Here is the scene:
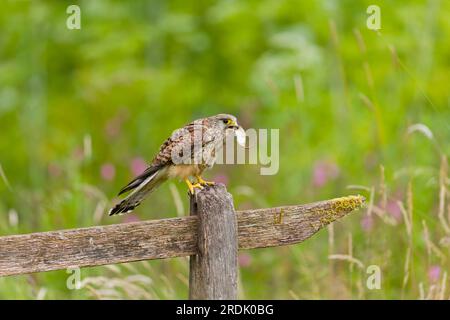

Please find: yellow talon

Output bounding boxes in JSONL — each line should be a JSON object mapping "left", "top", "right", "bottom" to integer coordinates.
{"left": 196, "top": 175, "right": 215, "bottom": 186}
{"left": 185, "top": 179, "right": 204, "bottom": 194}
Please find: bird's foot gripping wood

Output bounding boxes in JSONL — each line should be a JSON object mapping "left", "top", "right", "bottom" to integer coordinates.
{"left": 185, "top": 179, "right": 204, "bottom": 195}
{"left": 195, "top": 175, "right": 215, "bottom": 187}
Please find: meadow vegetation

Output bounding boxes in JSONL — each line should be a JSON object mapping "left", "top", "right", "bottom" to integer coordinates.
{"left": 0, "top": 0, "right": 449, "bottom": 299}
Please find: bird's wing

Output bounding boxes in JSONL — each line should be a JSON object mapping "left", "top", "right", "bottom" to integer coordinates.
{"left": 117, "top": 165, "right": 161, "bottom": 196}
{"left": 116, "top": 121, "right": 214, "bottom": 197}
{"left": 151, "top": 122, "right": 214, "bottom": 167}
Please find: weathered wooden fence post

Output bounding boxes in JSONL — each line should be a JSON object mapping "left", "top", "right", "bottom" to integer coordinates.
{"left": 0, "top": 187, "right": 365, "bottom": 299}
{"left": 189, "top": 184, "right": 238, "bottom": 300}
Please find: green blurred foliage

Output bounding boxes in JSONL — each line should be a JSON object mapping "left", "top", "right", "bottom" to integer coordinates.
{"left": 0, "top": 0, "right": 449, "bottom": 299}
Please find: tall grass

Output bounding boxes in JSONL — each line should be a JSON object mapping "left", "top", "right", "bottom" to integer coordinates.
{"left": 0, "top": 0, "right": 449, "bottom": 299}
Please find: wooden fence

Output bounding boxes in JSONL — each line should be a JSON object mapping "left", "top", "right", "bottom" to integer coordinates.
{"left": 0, "top": 184, "right": 364, "bottom": 299}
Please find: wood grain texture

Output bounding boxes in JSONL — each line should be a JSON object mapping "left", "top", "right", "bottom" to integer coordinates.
{"left": 189, "top": 184, "right": 238, "bottom": 300}
{"left": 0, "top": 186, "right": 364, "bottom": 277}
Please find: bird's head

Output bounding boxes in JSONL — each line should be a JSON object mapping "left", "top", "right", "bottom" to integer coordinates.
{"left": 209, "top": 113, "right": 246, "bottom": 146}
{"left": 210, "top": 113, "right": 239, "bottom": 130}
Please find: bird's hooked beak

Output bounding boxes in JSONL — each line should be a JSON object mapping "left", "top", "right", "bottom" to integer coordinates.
{"left": 227, "top": 119, "right": 239, "bottom": 129}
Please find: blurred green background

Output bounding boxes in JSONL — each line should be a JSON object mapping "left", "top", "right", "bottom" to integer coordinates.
{"left": 0, "top": 0, "right": 449, "bottom": 299}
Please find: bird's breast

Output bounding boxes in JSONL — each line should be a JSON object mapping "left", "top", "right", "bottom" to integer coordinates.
{"left": 168, "top": 164, "right": 203, "bottom": 180}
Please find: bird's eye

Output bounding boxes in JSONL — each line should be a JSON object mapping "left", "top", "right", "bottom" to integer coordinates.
{"left": 223, "top": 119, "right": 231, "bottom": 125}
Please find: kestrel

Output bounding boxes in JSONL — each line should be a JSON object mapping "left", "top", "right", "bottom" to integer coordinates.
{"left": 109, "top": 114, "right": 243, "bottom": 215}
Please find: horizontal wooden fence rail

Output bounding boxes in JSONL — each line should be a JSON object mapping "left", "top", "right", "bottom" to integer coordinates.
{"left": 0, "top": 194, "right": 364, "bottom": 277}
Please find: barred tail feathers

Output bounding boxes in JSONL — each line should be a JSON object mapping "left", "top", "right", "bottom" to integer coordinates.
{"left": 109, "top": 167, "right": 167, "bottom": 215}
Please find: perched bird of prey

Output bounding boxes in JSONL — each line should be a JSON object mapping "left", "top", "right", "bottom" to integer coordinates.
{"left": 109, "top": 114, "right": 244, "bottom": 215}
